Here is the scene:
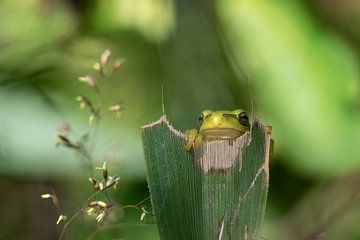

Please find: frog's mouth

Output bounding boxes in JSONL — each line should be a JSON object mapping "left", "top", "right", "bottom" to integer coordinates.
{"left": 201, "top": 128, "right": 244, "bottom": 141}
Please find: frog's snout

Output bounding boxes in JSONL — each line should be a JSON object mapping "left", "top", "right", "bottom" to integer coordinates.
{"left": 212, "top": 116, "right": 224, "bottom": 127}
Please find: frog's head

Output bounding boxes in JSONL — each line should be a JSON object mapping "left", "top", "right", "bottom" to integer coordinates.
{"left": 198, "top": 109, "right": 250, "bottom": 140}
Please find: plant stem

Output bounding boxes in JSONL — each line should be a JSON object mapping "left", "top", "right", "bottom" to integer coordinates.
{"left": 59, "top": 191, "right": 99, "bottom": 240}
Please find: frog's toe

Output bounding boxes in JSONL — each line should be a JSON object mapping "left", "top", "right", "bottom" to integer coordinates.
{"left": 185, "top": 142, "right": 193, "bottom": 151}
{"left": 194, "top": 134, "right": 203, "bottom": 149}
{"left": 184, "top": 129, "right": 198, "bottom": 151}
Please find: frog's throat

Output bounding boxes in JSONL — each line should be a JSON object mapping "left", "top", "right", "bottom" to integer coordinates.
{"left": 200, "top": 128, "right": 244, "bottom": 140}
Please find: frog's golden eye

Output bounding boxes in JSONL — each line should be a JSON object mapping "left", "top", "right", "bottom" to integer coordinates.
{"left": 237, "top": 111, "right": 250, "bottom": 126}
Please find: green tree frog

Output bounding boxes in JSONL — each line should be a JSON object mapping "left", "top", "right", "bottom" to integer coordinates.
{"left": 185, "top": 109, "right": 250, "bottom": 151}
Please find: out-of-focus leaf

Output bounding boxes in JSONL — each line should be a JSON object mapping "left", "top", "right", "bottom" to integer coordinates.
{"left": 217, "top": 0, "right": 360, "bottom": 177}
{"left": 277, "top": 174, "right": 360, "bottom": 240}
{"left": 0, "top": 0, "right": 76, "bottom": 74}
{"left": 91, "top": 0, "right": 175, "bottom": 42}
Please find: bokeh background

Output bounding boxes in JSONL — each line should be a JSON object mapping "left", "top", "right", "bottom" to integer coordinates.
{"left": 1, "top": 0, "right": 360, "bottom": 239}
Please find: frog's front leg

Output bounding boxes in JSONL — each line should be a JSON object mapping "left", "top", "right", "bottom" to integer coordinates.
{"left": 185, "top": 129, "right": 203, "bottom": 151}
{"left": 185, "top": 129, "right": 197, "bottom": 151}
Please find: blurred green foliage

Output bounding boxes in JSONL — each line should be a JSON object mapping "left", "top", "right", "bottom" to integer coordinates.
{"left": 217, "top": 0, "right": 360, "bottom": 177}
{"left": 0, "top": 0, "right": 359, "bottom": 239}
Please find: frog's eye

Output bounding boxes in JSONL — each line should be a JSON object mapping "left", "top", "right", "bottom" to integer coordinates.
{"left": 198, "top": 114, "right": 204, "bottom": 124}
{"left": 237, "top": 112, "right": 250, "bottom": 126}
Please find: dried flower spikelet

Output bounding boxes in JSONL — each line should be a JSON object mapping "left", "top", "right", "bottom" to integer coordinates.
{"left": 140, "top": 212, "right": 146, "bottom": 222}
{"left": 101, "top": 49, "right": 111, "bottom": 66}
{"left": 86, "top": 207, "right": 95, "bottom": 215}
{"left": 88, "top": 177, "right": 97, "bottom": 185}
{"left": 95, "top": 161, "right": 106, "bottom": 171}
{"left": 41, "top": 193, "right": 59, "bottom": 207}
{"left": 108, "top": 103, "right": 122, "bottom": 112}
{"left": 78, "top": 75, "right": 91, "bottom": 83}
{"left": 76, "top": 96, "right": 92, "bottom": 110}
{"left": 55, "top": 135, "right": 78, "bottom": 149}
{"left": 88, "top": 201, "right": 110, "bottom": 210}
{"left": 41, "top": 193, "right": 53, "bottom": 199}
{"left": 96, "top": 161, "right": 108, "bottom": 179}
{"left": 97, "top": 201, "right": 108, "bottom": 208}
{"left": 105, "top": 176, "right": 120, "bottom": 189}
{"left": 88, "top": 113, "right": 97, "bottom": 125}
{"left": 137, "top": 205, "right": 149, "bottom": 222}
{"left": 86, "top": 201, "right": 110, "bottom": 222}
{"left": 55, "top": 135, "right": 68, "bottom": 148}
{"left": 88, "top": 177, "right": 100, "bottom": 190}
{"left": 113, "top": 58, "right": 124, "bottom": 71}
{"left": 78, "top": 76, "right": 97, "bottom": 90}
{"left": 56, "top": 214, "right": 67, "bottom": 224}
{"left": 102, "top": 161, "right": 108, "bottom": 180}
{"left": 102, "top": 161, "right": 107, "bottom": 171}
{"left": 93, "top": 62, "right": 101, "bottom": 71}
{"left": 76, "top": 97, "right": 86, "bottom": 109}
{"left": 96, "top": 212, "right": 106, "bottom": 222}
{"left": 137, "top": 205, "right": 147, "bottom": 213}
{"left": 108, "top": 103, "right": 123, "bottom": 119}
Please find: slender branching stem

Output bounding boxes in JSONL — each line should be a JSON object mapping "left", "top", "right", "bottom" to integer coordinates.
{"left": 59, "top": 191, "right": 99, "bottom": 240}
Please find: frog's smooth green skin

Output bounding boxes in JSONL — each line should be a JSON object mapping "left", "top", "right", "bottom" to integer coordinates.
{"left": 185, "top": 109, "right": 250, "bottom": 151}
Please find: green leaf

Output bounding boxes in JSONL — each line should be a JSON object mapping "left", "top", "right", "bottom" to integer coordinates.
{"left": 141, "top": 115, "right": 271, "bottom": 240}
